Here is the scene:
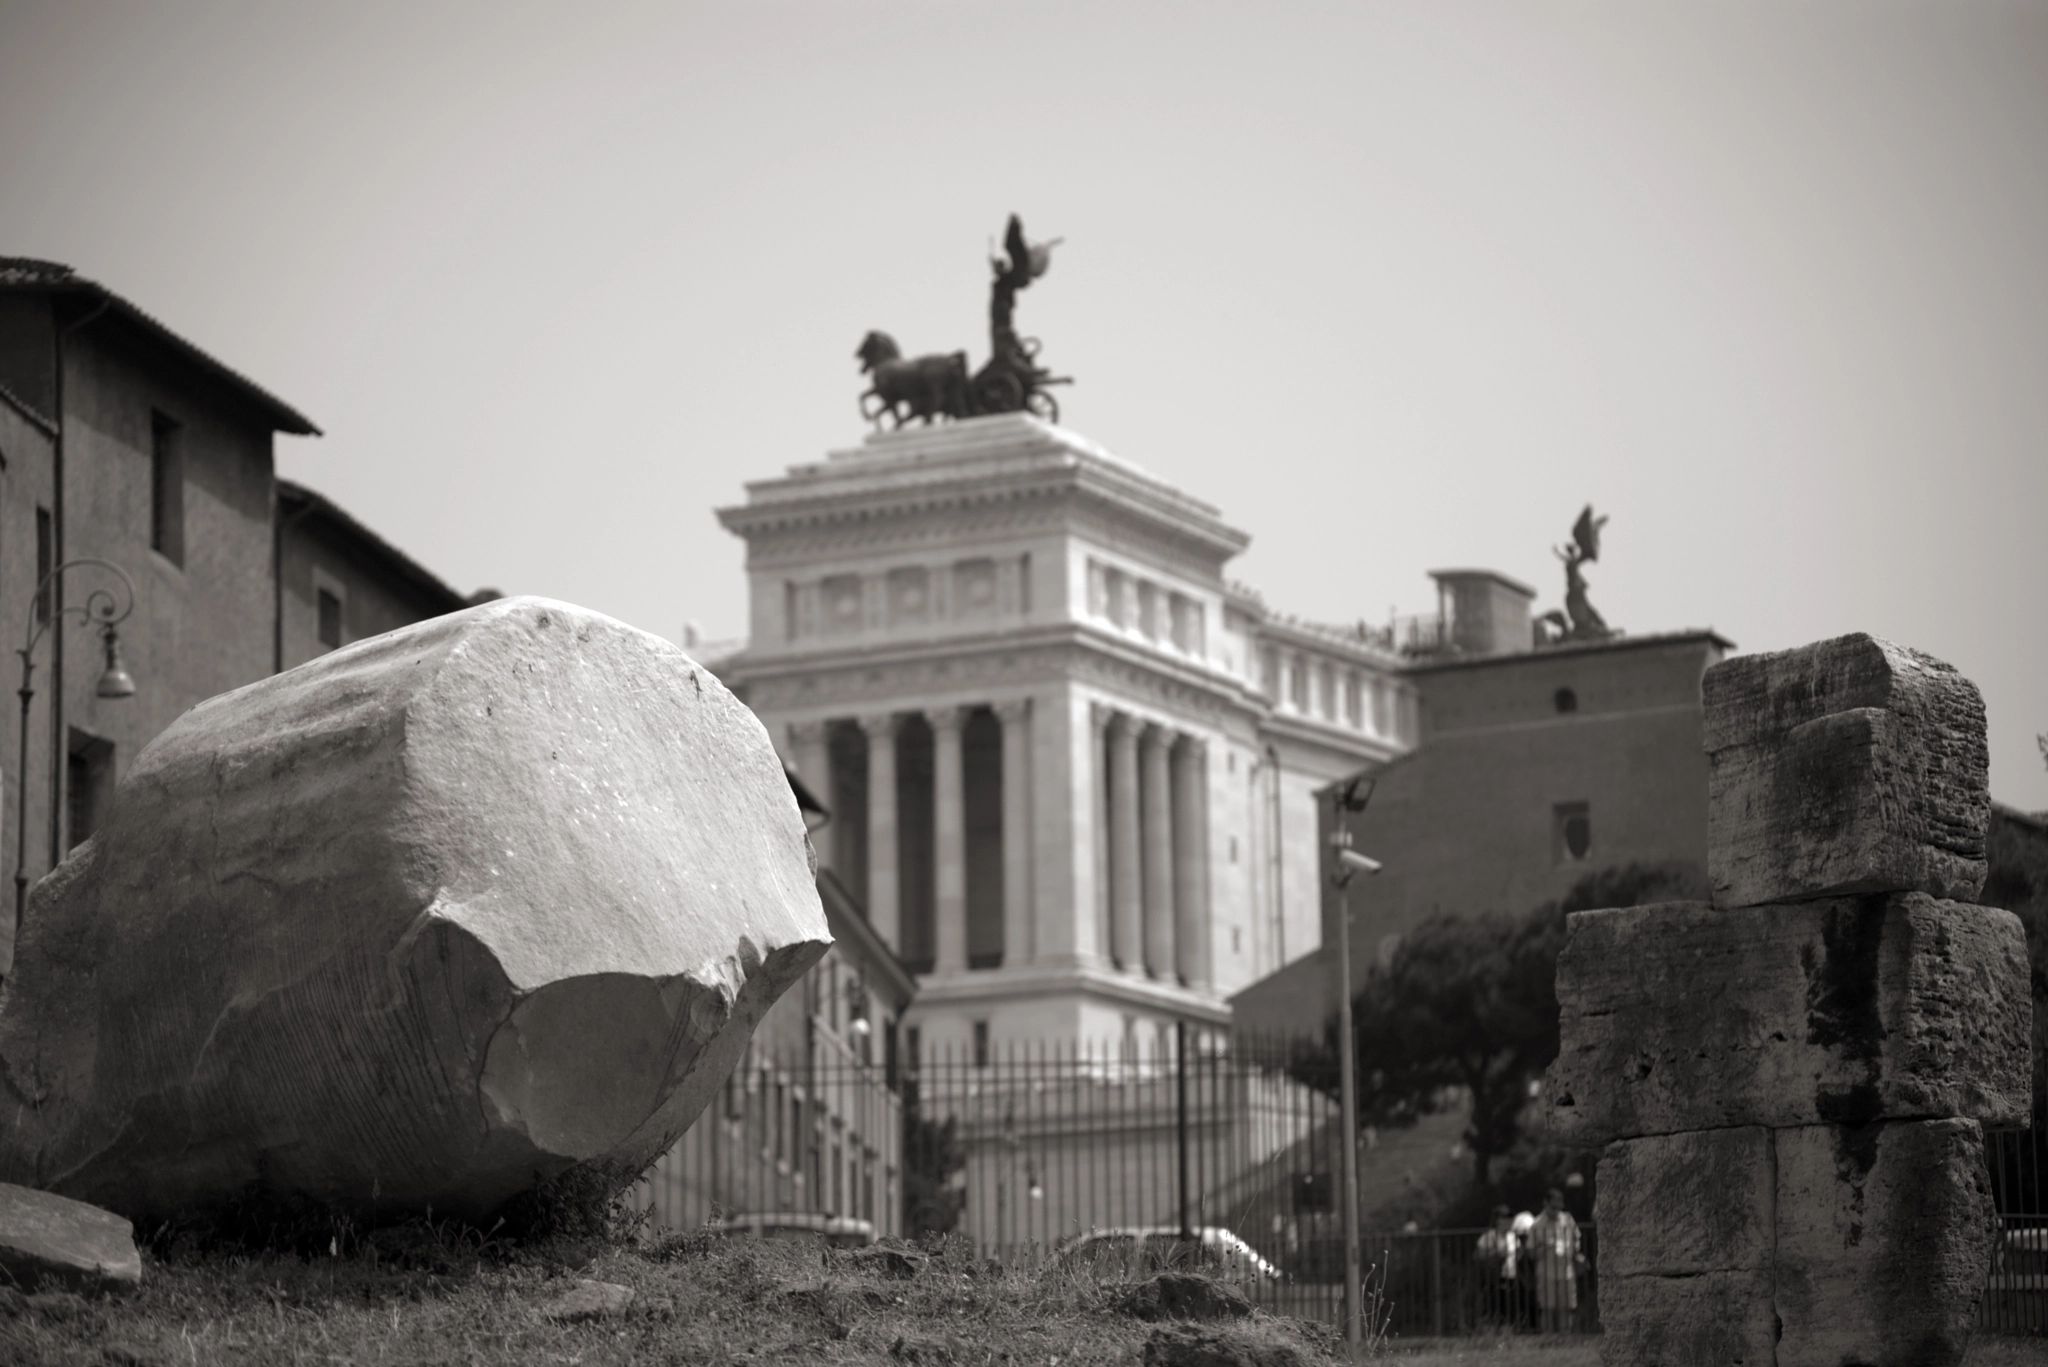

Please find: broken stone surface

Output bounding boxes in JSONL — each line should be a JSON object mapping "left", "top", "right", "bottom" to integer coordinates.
{"left": 0, "top": 1181, "right": 140, "bottom": 1293}
{"left": 1597, "top": 1268, "right": 1777, "bottom": 1367}
{"left": 1704, "top": 634, "right": 1988, "bottom": 907}
{"left": 1595, "top": 1128, "right": 1772, "bottom": 1278}
{"left": 1774, "top": 1118, "right": 1993, "bottom": 1367}
{"left": 0, "top": 597, "right": 829, "bottom": 1225}
{"left": 1546, "top": 895, "right": 2029, "bottom": 1144}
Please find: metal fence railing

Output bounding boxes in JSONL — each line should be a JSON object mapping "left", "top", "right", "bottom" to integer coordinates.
{"left": 1984, "top": 1124, "right": 2048, "bottom": 1337}
{"left": 635, "top": 1033, "right": 2045, "bottom": 1339}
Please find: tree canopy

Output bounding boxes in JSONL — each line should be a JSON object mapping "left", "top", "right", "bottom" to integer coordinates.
{"left": 1295, "top": 863, "right": 1708, "bottom": 1188}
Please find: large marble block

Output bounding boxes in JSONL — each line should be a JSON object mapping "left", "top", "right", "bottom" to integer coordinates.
{"left": 1547, "top": 896, "right": 2029, "bottom": 1144}
{"left": 1704, "top": 634, "right": 1988, "bottom": 907}
{"left": 1774, "top": 1118, "right": 1994, "bottom": 1367}
{"left": 1595, "top": 1128, "right": 1773, "bottom": 1278}
{"left": 0, "top": 597, "right": 829, "bottom": 1224}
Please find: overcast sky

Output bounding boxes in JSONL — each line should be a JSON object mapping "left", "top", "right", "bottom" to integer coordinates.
{"left": 3, "top": 0, "right": 2044, "bottom": 808}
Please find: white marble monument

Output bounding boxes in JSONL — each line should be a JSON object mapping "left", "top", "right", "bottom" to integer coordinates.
{"left": 716, "top": 414, "right": 1413, "bottom": 1059}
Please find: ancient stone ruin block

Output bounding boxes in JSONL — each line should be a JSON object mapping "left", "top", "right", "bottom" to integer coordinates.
{"left": 1774, "top": 1118, "right": 1994, "bottom": 1367}
{"left": 1596, "top": 1128, "right": 1773, "bottom": 1278}
{"left": 1597, "top": 1268, "right": 1778, "bottom": 1367}
{"left": 1704, "top": 633, "right": 1988, "bottom": 907}
{"left": 1547, "top": 895, "right": 2028, "bottom": 1145}
{"left": 0, "top": 597, "right": 829, "bottom": 1224}
{"left": 0, "top": 1182, "right": 141, "bottom": 1294}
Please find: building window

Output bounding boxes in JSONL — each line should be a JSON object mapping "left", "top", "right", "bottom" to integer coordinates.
{"left": 317, "top": 588, "right": 343, "bottom": 649}
{"left": 1554, "top": 802, "right": 1592, "bottom": 864}
{"left": 34, "top": 505, "right": 51, "bottom": 623}
{"left": 1555, "top": 687, "right": 1578, "bottom": 714}
{"left": 972, "top": 1020, "right": 989, "bottom": 1068}
{"left": 150, "top": 412, "right": 184, "bottom": 567}
{"left": 67, "top": 729, "right": 115, "bottom": 851}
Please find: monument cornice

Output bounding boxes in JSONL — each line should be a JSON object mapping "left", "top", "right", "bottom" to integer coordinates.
{"left": 730, "top": 625, "right": 1278, "bottom": 728}
{"left": 717, "top": 418, "right": 1251, "bottom": 567}
{"left": 734, "top": 495, "right": 1236, "bottom": 587}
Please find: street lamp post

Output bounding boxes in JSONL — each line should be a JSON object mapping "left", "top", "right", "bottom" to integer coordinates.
{"left": 1329, "top": 774, "right": 1381, "bottom": 1362}
{"left": 14, "top": 558, "right": 137, "bottom": 926}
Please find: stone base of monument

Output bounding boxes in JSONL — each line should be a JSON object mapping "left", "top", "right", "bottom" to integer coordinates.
{"left": 0, "top": 598, "right": 829, "bottom": 1226}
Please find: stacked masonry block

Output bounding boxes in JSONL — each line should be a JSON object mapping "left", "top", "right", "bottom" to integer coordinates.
{"left": 1545, "top": 634, "right": 2031, "bottom": 1367}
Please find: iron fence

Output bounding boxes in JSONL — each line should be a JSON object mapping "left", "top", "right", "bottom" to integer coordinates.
{"left": 1985, "top": 1124, "right": 2048, "bottom": 1337}
{"left": 635, "top": 1035, "right": 2044, "bottom": 1338}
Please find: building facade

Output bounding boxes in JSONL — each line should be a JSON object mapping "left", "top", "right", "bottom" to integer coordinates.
{"left": 1232, "top": 568, "right": 1731, "bottom": 1034}
{"left": 0, "top": 258, "right": 473, "bottom": 971}
{"left": 716, "top": 414, "right": 1416, "bottom": 1060}
{"left": 275, "top": 478, "right": 473, "bottom": 672}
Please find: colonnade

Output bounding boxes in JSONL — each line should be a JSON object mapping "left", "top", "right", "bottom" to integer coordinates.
{"left": 789, "top": 702, "right": 1031, "bottom": 976}
{"left": 1091, "top": 705, "right": 1211, "bottom": 991}
{"left": 788, "top": 699, "right": 1214, "bottom": 994}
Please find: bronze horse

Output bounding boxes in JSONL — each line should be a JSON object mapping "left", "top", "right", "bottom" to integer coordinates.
{"left": 856, "top": 331, "right": 969, "bottom": 429}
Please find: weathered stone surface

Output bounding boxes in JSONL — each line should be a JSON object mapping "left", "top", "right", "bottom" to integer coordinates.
{"left": 1774, "top": 1118, "right": 1993, "bottom": 1367}
{"left": 0, "top": 597, "right": 828, "bottom": 1224}
{"left": 1597, "top": 1268, "right": 1776, "bottom": 1367}
{"left": 1704, "top": 634, "right": 1988, "bottom": 907}
{"left": 1595, "top": 1129, "right": 1772, "bottom": 1278}
{"left": 0, "top": 1181, "right": 140, "bottom": 1293}
{"left": 1546, "top": 895, "right": 2028, "bottom": 1144}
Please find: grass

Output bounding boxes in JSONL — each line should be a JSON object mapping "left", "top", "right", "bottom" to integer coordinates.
{"left": 3, "top": 1213, "right": 2037, "bottom": 1366}
{"left": 0, "top": 1221, "right": 1357, "bottom": 1367}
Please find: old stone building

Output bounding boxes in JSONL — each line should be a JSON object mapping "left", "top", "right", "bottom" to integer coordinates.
{"left": 0, "top": 258, "right": 474, "bottom": 968}
{"left": 716, "top": 414, "right": 1417, "bottom": 1060}
{"left": 275, "top": 478, "right": 472, "bottom": 671}
{"left": 0, "top": 258, "right": 321, "bottom": 900}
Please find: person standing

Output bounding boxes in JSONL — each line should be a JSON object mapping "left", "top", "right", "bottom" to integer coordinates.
{"left": 1526, "top": 1188, "right": 1583, "bottom": 1334}
{"left": 1474, "top": 1205, "right": 1521, "bottom": 1326}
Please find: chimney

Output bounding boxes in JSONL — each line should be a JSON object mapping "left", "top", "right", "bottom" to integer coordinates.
{"left": 1429, "top": 569, "right": 1536, "bottom": 657}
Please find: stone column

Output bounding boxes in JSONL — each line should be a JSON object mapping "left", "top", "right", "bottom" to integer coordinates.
{"left": 859, "top": 714, "right": 899, "bottom": 950}
{"left": 789, "top": 720, "right": 832, "bottom": 870}
{"left": 929, "top": 706, "right": 967, "bottom": 976}
{"left": 1106, "top": 712, "right": 1143, "bottom": 974}
{"left": 1172, "top": 734, "right": 1210, "bottom": 989}
{"left": 1140, "top": 723, "right": 1176, "bottom": 981}
{"left": 1089, "top": 703, "right": 1113, "bottom": 965}
{"left": 995, "top": 698, "right": 1032, "bottom": 966}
